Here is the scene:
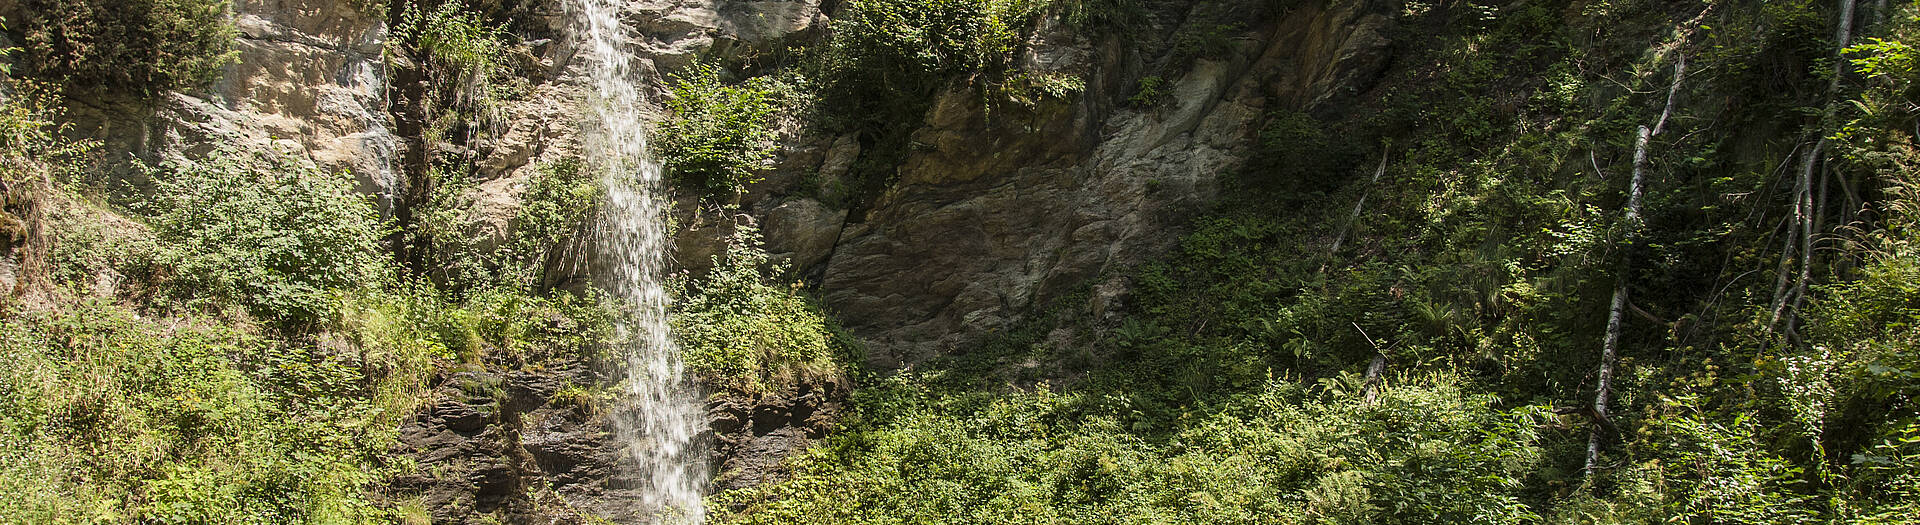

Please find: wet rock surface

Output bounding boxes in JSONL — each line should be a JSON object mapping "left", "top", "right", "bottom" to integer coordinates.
{"left": 387, "top": 362, "right": 644, "bottom": 524}
{"left": 706, "top": 378, "right": 849, "bottom": 493}
{"left": 388, "top": 359, "right": 845, "bottom": 523}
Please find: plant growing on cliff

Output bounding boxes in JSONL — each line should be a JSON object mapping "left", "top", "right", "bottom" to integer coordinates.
{"left": 672, "top": 225, "right": 848, "bottom": 394}
{"left": 812, "top": 0, "right": 1040, "bottom": 131}
{"left": 393, "top": 0, "right": 523, "bottom": 148}
{"left": 0, "top": 300, "right": 420, "bottom": 523}
{"left": 655, "top": 62, "right": 790, "bottom": 198}
{"left": 13, "top": 0, "right": 238, "bottom": 95}
{"left": 139, "top": 146, "right": 391, "bottom": 326}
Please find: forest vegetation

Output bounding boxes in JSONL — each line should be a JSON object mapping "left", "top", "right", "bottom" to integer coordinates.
{"left": 0, "top": 0, "right": 1917, "bottom": 522}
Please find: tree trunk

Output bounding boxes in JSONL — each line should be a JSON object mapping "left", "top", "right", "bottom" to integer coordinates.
{"left": 1331, "top": 146, "right": 1391, "bottom": 255}
{"left": 1362, "top": 353, "right": 1388, "bottom": 405}
{"left": 1587, "top": 55, "right": 1685, "bottom": 477}
{"left": 1771, "top": 0, "right": 1857, "bottom": 337}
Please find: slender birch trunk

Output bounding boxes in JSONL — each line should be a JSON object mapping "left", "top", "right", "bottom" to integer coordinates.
{"left": 1587, "top": 55, "right": 1685, "bottom": 476}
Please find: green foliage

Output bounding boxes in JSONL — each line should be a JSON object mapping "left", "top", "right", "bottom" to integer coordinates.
{"left": 0, "top": 300, "right": 422, "bottom": 523}
{"left": 656, "top": 63, "right": 791, "bottom": 198}
{"left": 393, "top": 0, "right": 522, "bottom": 147}
{"left": 1054, "top": 0, "right": 1146, "bottom": 35}
{"left": 14, "top": 0, "right": 239, "bottom": 95}
{"left": 814, "top": 0, "right": 1037, "bottom": 127}
{"left": 675, "top": 225, "right": 849, "bottom": 394}
{"left": 413, "top": 159, "right": 601, "bottom": 292}
{"left": 138, "top": 146, "right": 391, "bottom": 326}
{"left": 1126, "top": 75, "right": 1166, "bottom": 107}
{"left": 0, "top": 8, "right": 624, "bottom": 522}
{"left": 505, "top": 159, "right": 602, "bottom": 282}
{"left": 1170, "top": 22, "right": 1242, "bottom": 64}
{"left": 712, "top": 374, "right": 1547, "bottom": 524}
{"left": 714, "top": 2, "right": 1920, "bottom": 521}
{"left": 804, "top": 0, "right": 1048, "bottom": 209}
{"left": 1247, "top": 110, "right": 1368, "bottom": 196}
{"left": 1, "top": 79, "right": 94, "bottom": 284}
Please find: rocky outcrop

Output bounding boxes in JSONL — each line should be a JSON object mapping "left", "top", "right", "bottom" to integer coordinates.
{"left": 387, "top": 363, "right": 649, "bottom": 524}
{"left": 32, "top": 0, "right": 400, "bottom": 206}
{"left": 706, "top": 378, "right": 848, "bottom": 492}
{"left": 388, "top": 358, "right": 846, "bottom": 523}
{"left": 804, "top": 0, "right": 1397, "bottom": 367}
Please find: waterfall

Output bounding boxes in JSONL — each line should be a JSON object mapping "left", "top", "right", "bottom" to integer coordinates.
{"left": 572, "top": 0, "right": 707, "bottom": 521}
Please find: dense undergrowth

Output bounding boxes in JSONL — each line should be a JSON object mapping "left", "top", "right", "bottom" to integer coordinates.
{"left": 672, "top": 225, "right": 854, "bottom": 395}
{"left": 0, "top": 23, "right": 617, "bottom": 519}
{"left": 709, "top": 0, "right": 1920, "bottom": 522}
{"left": 4, "top": 0, "right": 1920, "bottom": 522}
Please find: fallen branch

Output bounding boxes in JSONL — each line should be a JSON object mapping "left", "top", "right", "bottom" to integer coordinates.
{"left": 1588, "top": 54, "right": 1685, "bottom": 477}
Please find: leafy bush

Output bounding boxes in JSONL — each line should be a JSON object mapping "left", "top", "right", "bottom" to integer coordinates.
{"left": 673, "top": 225, "right": 847, "bottom": 393}
{"left": 392, "top": 0, "right": 521, "bottom": 146}
{"left": 504, "top": 159, "right": 601, "bottom": 282}
{"left": 1055, "top": 0, "right": 1147, "bottom": 35}
{"left": 412, "top": 159, "right": 601, "bottom": 292}
{"left": 712, "top": 374, "right": 1547, "bottom": 524}
{"left": 0, "top": 301, "right": 412, "bottom": 523}
{"left": 1127, "top": 75, "right": 1167, "bottom": 107}
{"left": 655, "top": 63, "right": 790, "bottom": 198}
{"left": 1, "top": 80, "right": 95, "bottom": 294}
{"left": 13, "top": 0, "right": 238, "bottom": 95}
{"left": 139, "top": 146, "right": 391, "bottom": 326}
{"left": 814, "top": 0, "right": 1035, "bottom": 125}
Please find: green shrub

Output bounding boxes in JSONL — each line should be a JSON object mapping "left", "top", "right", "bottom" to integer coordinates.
{"left": 393, "top": 0, "right": 521, "bottom": 146}
{"left": 0, "top": 301, "right": 404, "bottom": 523}
{"left": 655, "top": 63, "right": 790, "bottom": 198}
{"left": 502, "top": 159, "right": 602, "bottom": 283}
{"left": 139, "top": 146, "right": 391, "bottom": 326}
{"left": 813, "top": 0, "right": 1037, "bottom": 130}
{"left": 1055, "top": 0, "right": 1147, "bottom": 35}
{"left": 1127, "top": 75, "right": 1167, "bottom": 107}
{"left": 13, "top": 0, "right": 238, "bottom": 95}
{"left": 673, "top": 225, "right": 847, "bottom": 393}
{"left": 1246, "top": 110, "right": 1366, "bottom": 196}
{"left": 1, "top": 79, "right": 95, "bottom": 294}
{"left": 412, "top": 159, "right": 601, "bottom": 292}
{"left": 711, "top": 374, "right": 1547, "bottom": 524}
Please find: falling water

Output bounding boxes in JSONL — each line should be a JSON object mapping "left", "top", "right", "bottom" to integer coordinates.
{"left": 572, "top": 0, "right": 707, "bottom": 521}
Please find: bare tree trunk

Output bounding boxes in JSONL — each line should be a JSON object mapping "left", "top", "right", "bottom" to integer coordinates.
{"left": 1362, "top": 353, "right": 1388, "bottom": 405}
{"left": 1588, "top": 55, "right": 1685, "bottom": 477}
{"left": 1789, "top": 150, "right": 1835, "bottom": 339}
{"left": 1331, "top": 147, "right": 1391, "bottom": 255}
{"left": 1771, "top": 0, "right": 1857, "bottom": 337}
{"left": 1773, "top": 145, "right": 1819, "bottom": 330}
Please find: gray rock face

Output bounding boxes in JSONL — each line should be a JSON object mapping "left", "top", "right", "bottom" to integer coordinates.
{"left": 389, "top": 363, "right": 658, "bottom": 524}
{"left": 706, "top": 378, "right": 847, "bottom": 492}
{"left": 51, "top": 0, "right": 400, "bottom": 208}
{"left": 811, "top": 0, "right": 1397, "bottom": 367}
{"left": 623, "top": 0, "right": 827, "bottom": 71}
{"left": 762, "top": 198, "right": 845, "bottom": 271}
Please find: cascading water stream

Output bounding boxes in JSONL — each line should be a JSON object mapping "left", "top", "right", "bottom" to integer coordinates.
{"left": 572, "top": 0, "right": 707, "bottom": 521}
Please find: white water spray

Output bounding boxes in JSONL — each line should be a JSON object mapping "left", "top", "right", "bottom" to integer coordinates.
{"left": 572, "top": 0, "right": 707, "bottom": 521}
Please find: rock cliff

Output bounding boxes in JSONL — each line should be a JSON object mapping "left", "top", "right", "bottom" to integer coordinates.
{"left": 11, "top": 0, "right": 1399, "bottom": 519}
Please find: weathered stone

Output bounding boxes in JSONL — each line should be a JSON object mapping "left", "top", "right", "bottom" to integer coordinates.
{"left": 816, "top": 0, "right": 1396, "bottom": 368}
{"left": 435, "top": 397, "right": 495, "bottom": 433}
{"left": 629, "top": 0, "right": 827, "bottom": 72}
{"left": 762, "top": 198, "right": 845, "bottom": 271}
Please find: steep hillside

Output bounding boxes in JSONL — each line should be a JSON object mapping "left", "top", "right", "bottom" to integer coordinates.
{"left": 2, "top": 0, "right": 1918, "bottom": 522}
